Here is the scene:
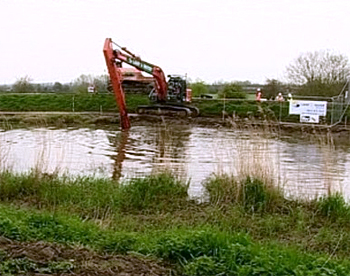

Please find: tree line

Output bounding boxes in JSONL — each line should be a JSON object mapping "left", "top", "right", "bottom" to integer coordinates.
{"left": 190, "top": 50, "right": 350, "bottom": 99}
{"left": 2, "top": 50, "right": 349, "bottom": 99}
{"left": 0, "top": 74, "right": 110, "bottom": 94}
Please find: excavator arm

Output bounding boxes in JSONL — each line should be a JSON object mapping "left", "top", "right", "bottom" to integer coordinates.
{"left": 103, "top": 38, "right": 130, "bottom": 129}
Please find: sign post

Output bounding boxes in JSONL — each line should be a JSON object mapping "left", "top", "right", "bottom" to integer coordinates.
{"left": 289, "top": 100, "right": 327, "bottom": 123}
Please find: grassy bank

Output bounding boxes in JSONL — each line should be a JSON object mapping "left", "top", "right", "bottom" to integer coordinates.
{"left": 1, "top": 170, "right": 350, "bottom": 274}
{"left": 0, "top": 93, "right": 346, "bottom": 125}
{"left": 0, "top": 93, "right": 296, "bottom": 121}
{"left": 0, "top": 93, "right": 148, "bottom": 113}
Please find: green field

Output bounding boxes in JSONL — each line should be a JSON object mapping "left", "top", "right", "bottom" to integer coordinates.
{"left": 0, "top": 93, "right": 148, "bottom": 113}
{"left": 0, "top": 93, "right": 293, "bottom": 120}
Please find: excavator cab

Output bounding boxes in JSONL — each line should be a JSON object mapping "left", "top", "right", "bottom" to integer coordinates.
{"left": 141, "top": 74, "right": 197, "bottom": 117}
{"left": 149, "top": 75, "right": 188, "bottom": 103}
{"left": 167, "top": 75, "right": 187, "bottom": 102}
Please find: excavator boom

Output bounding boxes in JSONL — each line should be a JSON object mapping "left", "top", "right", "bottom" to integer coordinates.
{"left": 112, "top": 43, "right": 168, "bottom": 102}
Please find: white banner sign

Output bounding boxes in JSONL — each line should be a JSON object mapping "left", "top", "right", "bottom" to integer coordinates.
{"left": 289, "top": 100, "right": 327, "bottom": 116}
{"left": 300, "top": 114, "right": 319, "bottom": 123}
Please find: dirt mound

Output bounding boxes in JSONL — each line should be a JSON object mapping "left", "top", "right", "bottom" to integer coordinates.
{"left": 0, "top": 236, "right": 173, "bottom": 275}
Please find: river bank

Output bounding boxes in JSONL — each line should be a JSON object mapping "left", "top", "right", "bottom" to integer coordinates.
{"left": 1, "top": 92, "right": 349, "bottom": 134}
{"left": 0, "top": 92, "right": 315, "bottom": 122}
{"left": 1, "top": 111, "right": 349, "bottom": 140}
{"left": 1, "top": 171, "right": 350, "bottom": 275}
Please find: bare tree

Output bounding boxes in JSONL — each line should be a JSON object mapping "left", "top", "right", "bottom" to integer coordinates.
{"left": 264, "top": 79, "right": 285, "bottom": 99}
{"left": 286, "top": 50, "right": 350, "bottom": 96}
{"left": 71, "top": 74, "right": 109, "bottom": 93}
{"left": 12, "top": 76, "right": 34, "bottom": 93}
{"left": 71, "top": 74, "right": 94, "bottom": 93}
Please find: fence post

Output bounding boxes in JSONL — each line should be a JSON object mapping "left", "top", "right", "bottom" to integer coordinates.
{"left": 279, "top": 102, "right": 282, "bottom": 122}
{"left": 222, "top": 96, "right": 226, "bottom": 121}
{"left": 331, "top": 99, "right": 334, "bottom": 125}
{"left": 72, "top": 96, "right": 75, "bottom": 112}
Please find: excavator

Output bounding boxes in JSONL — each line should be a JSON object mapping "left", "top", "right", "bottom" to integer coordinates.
{"left": 103, "top": 38, "right": 199, "bottom": 129}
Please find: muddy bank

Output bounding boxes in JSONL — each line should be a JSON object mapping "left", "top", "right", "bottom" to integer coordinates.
{"left": 133, "top": 114, "right": 350, "bottom": 138}
{"left": 0, "top": 236, "right": 173, "bottom": 275}
{"left": 0, "top": 111, "right": 349, "bottom": 137}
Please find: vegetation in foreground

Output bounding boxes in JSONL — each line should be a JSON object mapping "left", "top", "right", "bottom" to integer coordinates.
{"left": 1, "top": 171, "right": 350, "bottom": 275}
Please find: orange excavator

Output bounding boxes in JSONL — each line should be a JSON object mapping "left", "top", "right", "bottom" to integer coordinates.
{"left": 103, "top": 38, "right": 199, "bottom": 129}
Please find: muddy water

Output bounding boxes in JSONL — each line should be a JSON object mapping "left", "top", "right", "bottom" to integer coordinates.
{"left": 0, "top": 125, "right": 349, "bottom": 199}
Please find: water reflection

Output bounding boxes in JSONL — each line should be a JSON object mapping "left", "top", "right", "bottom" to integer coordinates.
{"left": 109, "top": 130, "right": 129, "bottom": 181}
{"left": 0, "top": 125, "right": 349, "bottom": 199}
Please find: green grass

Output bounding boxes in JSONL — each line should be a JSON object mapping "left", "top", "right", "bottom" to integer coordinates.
{"left": 2, "top": 93, "right": 348, "bottom": 125}
{"left": 0, "top": 93, "right": 340, "bottom": 124}
{"left": 0, "top": 93, "right": 148, "bottom": 113}
{"left": 117, "top": 173, "right": 189, "bottom": 212}
{"left": 204, "top": 174, "right": 285, "bottom": 213}
{"left": 0, "top": 171, "right": 189, "bottom": 217}
{"left": 192, "top": 99, "right": 259, "bottom": 117}
{"left": 0, "top": 93, "right": 301, "bottom": 121}
{"left": 0, "top": 203, "right": 349, "bottom": 275}
{"left": 2, "top": 171, "right": 350, "bottom": 274}
{"left": 317, "top": 193, "right": 350, "bottom": 221}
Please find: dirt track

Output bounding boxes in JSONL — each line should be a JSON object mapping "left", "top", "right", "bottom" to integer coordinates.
{"left": 0, "top": 236, "right": 173, "bottom": 275}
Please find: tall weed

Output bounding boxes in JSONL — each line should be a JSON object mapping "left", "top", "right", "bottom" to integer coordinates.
{"left": 316, "top": 193, "right": 350, "bottom": 221}
{"left": 204, "top": 174, "right": 284, "bottom": 212}
{"left": 0, "top": 171, "right": 189, "bottom": 217}
{"left": 118, "top": 172, "right": 189, "bottom": 212}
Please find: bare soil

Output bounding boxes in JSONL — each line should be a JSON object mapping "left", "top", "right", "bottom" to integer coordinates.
{"left": 0, "top": 236, "right": 174, "bottom": 276}
{"left": 1, "top": 111, "right": 350, "bottom": 137}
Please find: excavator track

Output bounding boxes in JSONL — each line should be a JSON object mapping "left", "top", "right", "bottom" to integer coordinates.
{"left": 137, "top": 104, "right": 199, "bottom": 117}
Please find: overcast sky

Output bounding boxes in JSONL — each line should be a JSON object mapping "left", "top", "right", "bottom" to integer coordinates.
{"left": 1, "top": 0, "right": 349, "bottom": 84}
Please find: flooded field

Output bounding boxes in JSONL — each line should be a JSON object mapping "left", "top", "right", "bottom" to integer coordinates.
{"left": 0, "top": 124, "right": 349, "bottom": 199}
